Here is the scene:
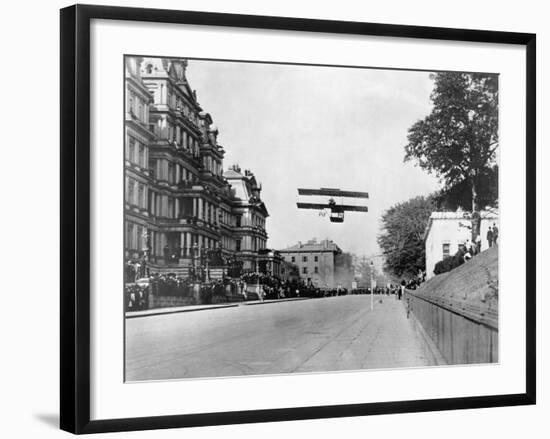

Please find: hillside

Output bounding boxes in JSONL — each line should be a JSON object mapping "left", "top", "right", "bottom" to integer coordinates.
{"left": 413, "top": 246, "right": 498, "bottom": 321}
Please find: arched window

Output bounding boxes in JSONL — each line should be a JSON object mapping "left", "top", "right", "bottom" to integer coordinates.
{"left": 146, "top": 64, "right": 153, "bottom": 74}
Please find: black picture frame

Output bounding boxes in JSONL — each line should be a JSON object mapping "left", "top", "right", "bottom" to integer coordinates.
{"left": 60, "top": 4, "right": 536, "bottom": 434}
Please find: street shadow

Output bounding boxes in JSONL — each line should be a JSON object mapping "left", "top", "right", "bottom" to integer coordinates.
{"left": 34, "top": 413, "right": 59, "bottom": 429}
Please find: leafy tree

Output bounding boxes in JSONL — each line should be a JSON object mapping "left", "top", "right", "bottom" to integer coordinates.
{"left": 404, "top": 72, "right": 498, "bottom": 213}
{"left": 377, "top": 195, "right": 436, "bottom": 278}
{"left": 434, "top": 165, "right": 498, "bottom": 212}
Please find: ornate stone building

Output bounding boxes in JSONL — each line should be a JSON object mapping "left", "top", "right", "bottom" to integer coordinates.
{"left": 224, "top": 165, "right": 269, "bottom": 272}
{"left": 124, "top": 56, "right": 269, "bottom": 278}
{"left": 124, "top": 56, "right": 156, "bottom": 261}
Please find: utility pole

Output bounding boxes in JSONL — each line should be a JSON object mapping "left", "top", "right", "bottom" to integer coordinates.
{"left": 370, "top": 260, "right": 374, "bottom": 311}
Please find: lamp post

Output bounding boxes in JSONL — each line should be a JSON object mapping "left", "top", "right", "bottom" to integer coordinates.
{"left": 192, "top": 243, "right": 198, "bottom": 281}
{"left": 205, "top": 247, "right": 210, "bottom": 282}
{"left": 370, "top": 260, "right": 374, "bottom": 311}
{"left": 190, "top": 242, "right": 200, "bottom": 302}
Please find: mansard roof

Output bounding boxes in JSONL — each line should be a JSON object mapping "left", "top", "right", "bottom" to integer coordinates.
{"left": 140, "top": 57, "right": 200, "bottom": 108}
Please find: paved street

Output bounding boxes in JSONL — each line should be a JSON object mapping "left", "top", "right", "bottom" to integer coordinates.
{"left": 125, "top": 295, "right": 435, "bottom": 381}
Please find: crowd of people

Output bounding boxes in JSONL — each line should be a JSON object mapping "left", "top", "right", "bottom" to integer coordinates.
{"left": 238, "top": 272, "right": 327, "bottom": 300}
{"left": 350, "top": 281, "right": 423, "bottom": 300}
{"left": 125, "top": 258, "right": 148, "bottom": 283}
{"left": 125, "top": 269, "right": 364, "bottom": 310}
{"left": 125, "top": 283, "right": 149, "bottom": 310}
{"left": 434, "top": 223, "right": 499, "bottom": 276}
{"left": 125, "top": 274, "right": 232, "bottom": 310}
{"left": 124, "top": 256, "right": 437, "bottom": 310}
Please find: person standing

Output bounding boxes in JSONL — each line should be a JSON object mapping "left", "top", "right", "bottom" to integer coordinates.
{"left": 492, "top": 223, "right": 499, "bottom": 245}
{"left": 399, "top": 280, "right": 405, "bottom": 300}
{"left": 475, "top": 233, "right": 482, "bottom": 254}
{"left": 487, "top": 226, "right": 494, "bottom": 248}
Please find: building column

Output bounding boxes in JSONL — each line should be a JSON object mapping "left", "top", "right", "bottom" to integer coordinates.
{"left": 149, "top": 231, "right": 155, "bottom": 256}
{"left": 198, "top": 198, "right": 203, "bottom": 220}
{"left": 185, "top": 232, "right": 191, "bottom": 253}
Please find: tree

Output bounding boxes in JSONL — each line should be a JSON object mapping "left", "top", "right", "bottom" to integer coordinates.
{"left": 433, "top": 165, "right": 498, "bottom": 212}
{"left": 404, "top": 72, "right": 498, "bottom": 213}
{"left": 377, "top": 195, "right": 436, "bottom": 279}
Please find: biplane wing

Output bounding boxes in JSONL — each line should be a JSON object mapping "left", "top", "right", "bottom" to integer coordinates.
{"left": 336, "top": 205, "right": 369, "bottom": 212}
{"left": 298, "top": 188, "right": 369, "bottom": 199}
{"left": 297, "top": 203, "right": 368, "bottom": 212}
{"left": 296, "top": 202, "right": 331, "bottom": 210}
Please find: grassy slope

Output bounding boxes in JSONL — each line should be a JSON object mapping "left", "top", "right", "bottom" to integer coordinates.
{"left": 416, "top": 246, "right": 498, "bottom": 305}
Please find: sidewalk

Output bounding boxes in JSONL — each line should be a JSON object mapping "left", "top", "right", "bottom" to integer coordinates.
{"left": 357, "top": 298, "right": 443, "bottom": 369}
{"left": 125, "top": 296, "right": 310, "bottom": 319}
{"left": 292, "top": 296, "right": 442, "bottom": 372}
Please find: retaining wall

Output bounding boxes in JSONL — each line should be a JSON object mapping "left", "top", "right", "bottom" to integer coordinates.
{"left": 405, "top": 291, "right": 497, "bottom": 364}
{"left": 405, "top": 246, "right": 498, "bottom": 364}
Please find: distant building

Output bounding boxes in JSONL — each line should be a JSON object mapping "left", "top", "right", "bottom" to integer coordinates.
{"left": 424, "top": 210, "right": 499, "bottom": 279}
{"left": 279, "top": 239, "right": 352, "bottom": 289}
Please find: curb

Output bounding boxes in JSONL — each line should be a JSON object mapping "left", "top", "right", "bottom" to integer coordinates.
{"left": 125, "top": 297, "right": 311, "bottom": 319}
{"left": 242, "top": 297, "right": 310, "bottom": 306}
{"left": 404, "top": 303, "right": 447, "bottom": 366}
{"left": 125, "top": 303, "right": 238, "bottom": 319}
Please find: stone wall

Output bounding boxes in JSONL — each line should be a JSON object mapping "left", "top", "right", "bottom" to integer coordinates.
{"left": 405, "top": 246, "right": 498, "bottom": 364}
{"left": 149, "top": 295, "right": 195, "bottom": 309}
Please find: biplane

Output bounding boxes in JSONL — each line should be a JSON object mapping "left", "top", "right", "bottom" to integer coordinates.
{"left": 297, "top": 188, "right": 369, "bottom": 223}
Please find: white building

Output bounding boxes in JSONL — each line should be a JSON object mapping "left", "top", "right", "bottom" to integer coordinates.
{"left": 424, "top": 210, "right": 499, "bottom": 279}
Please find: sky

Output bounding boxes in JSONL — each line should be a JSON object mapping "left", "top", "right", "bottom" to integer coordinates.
{"left": 186, "top": 60, "right": 441, "bottom": 258}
